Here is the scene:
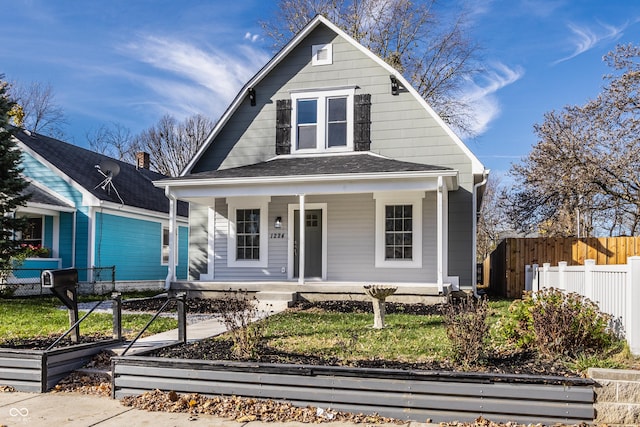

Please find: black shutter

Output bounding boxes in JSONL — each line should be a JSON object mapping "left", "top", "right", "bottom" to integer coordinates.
{"left": 276, "top": 99, "right": 292, "bottom": 155}
{"left": 354, "top": 94, "right": 371, "bottom": 151}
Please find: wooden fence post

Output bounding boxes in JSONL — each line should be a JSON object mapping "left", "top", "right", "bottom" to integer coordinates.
{"left": 626, "top": 256, "right": 640, "bottom": 355}
{"left": 584, "top": 259, "right": 595, "bottom": 299}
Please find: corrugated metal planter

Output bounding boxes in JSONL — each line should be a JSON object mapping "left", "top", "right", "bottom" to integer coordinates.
{"left": 0, "top": 340, "right": 120, "bottom": 393}
{"left": 112, "top": 354, "right": 596, "bottom": 424}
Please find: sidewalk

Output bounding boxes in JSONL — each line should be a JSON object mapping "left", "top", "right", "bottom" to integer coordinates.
{"left": 0, "top": 391, "right": 439, "bottom": 427}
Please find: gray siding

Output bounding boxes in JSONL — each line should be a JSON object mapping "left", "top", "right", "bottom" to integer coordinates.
{"left": 190, "top": 23, "right": 479, "bottom": 285}
{"left": 207, "top": 194, "right": 438, "bottom": 283}
{"left": 188, "top": 203, "right": 209, "bottom": 280}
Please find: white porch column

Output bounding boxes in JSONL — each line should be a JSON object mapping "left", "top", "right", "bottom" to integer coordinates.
{"left": 436, "top": 176, "right": 445, "bottom": 293}
{"left": 165, "top": 189, "right": 177, "bottom": 290}
{"left": 298, "top": 194, "right": 305, "bottom": 285}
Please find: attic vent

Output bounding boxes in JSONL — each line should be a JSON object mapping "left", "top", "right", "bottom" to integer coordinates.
{"left": 312, "top": 43, "right": 332, "bottom": 66}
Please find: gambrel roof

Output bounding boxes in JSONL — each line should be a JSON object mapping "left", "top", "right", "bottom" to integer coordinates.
{"left": 182, "top": 14, "right": 484, "bottom": 176}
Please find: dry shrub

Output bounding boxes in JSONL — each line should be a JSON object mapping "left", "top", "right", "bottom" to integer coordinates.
{"left": 216, "top": 291, "right": 263, "bottom": 358}
{"left": 501, "top": 288, "right": 615, "bottom": 358}
{"left": 443, "top": 295, "right": 489, "bottom": 367}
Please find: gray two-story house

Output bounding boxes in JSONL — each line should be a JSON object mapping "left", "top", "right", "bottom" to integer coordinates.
{"left": 155, "top": 15, "right": 487, "bottom": 302}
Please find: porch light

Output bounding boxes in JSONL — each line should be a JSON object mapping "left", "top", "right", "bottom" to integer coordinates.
{"left": 274, "top": 216, "right": 282, "bottom": 229}
{"left": 248, "top": 88, "right": 256, "bottom": 106}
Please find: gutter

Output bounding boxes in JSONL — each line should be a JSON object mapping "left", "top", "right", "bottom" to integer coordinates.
{"left": 472, "top": 170, "right": 489, "bottom": 298}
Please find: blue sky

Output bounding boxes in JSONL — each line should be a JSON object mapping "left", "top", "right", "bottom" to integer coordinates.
{"left": 1, "top": 0, "right": 639, "bottom": 177}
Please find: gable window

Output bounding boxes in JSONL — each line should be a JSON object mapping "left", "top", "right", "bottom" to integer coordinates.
{"left": 374, "top": 192, "right": 423, "bottom": 268}
{"left": 291, "top": 88, "right": 354, "bottom": 153}
{"left": 227, "top": 197, "right": 270, "bottom": 267}
{"left": 312, "top": 43, "right": 332, "bottom": 66}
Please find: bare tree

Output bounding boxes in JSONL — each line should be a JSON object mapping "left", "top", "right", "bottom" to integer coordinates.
{"left": 260, "top": 0, "right": 481, "bottom": 135}
{"left": 505, "top": 43, "right": 640, "bottom": 237}
{"left": 9, "top": 80, "right": 66, "bottom": 138}
{"left": 476, "top": 175, "right": 512, "bottom": 261}
{"left": 86, "top": 122, "right": 135, "bottom": 161}
{"left": 131, "top": 114, "right": 214, "bottom": 176}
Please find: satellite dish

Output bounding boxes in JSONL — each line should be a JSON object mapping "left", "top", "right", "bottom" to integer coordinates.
{"left": 99, "top": 159, "right": 120, "bottom": 178}
{"left": 95, "top": 159, "right": 124, "bottom": 205}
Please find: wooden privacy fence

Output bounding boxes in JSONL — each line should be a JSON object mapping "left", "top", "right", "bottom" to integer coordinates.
{"left": 531, "top": 257, "right": 640, "bottom": 356}
{"left": 483, "top": 237, "right": 640, "bottom": 298}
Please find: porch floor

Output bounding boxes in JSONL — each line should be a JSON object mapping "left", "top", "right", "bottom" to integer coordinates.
{"left": 170, "top": 280, "right": 451, "bottom": 304}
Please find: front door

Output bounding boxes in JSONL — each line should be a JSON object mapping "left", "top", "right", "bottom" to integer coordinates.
{"left": 294, "top": 209, "right": 322, "bottom": 278}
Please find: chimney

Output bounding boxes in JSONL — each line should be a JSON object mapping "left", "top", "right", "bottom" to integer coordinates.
{"left": 136, "top": 152, "right": 150, "bottom": 170}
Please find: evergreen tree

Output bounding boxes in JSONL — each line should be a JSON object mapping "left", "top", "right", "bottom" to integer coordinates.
{"left": 0, "top": 77, "right": 30, "bottom": 272}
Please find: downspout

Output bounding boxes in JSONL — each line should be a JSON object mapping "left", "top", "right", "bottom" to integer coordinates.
{"left": 165, "top": 187, "right": 177, "bottom": 291}
{"left": 472, "top": 170, "right": 489, "bottom": 298}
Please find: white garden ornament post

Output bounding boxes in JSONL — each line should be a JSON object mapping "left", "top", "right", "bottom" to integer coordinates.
{"left": 363, "top": 285, "right": 397, "bottom": 329}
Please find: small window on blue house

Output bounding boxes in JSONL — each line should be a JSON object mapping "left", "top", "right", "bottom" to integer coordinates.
{"left": 23, "top": 217, "right": 43, "bottom": 246}
{"left": 161, "top": 226, "right": 178, "bottom": 265}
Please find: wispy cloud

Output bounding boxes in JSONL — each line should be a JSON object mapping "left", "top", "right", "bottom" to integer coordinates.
{"left": 459, "top": 62, "right": 524, "bottom": 137}
{"left": 121, "top": 35, "right": 269, "bottom": 119}
{"left": 244, "top": 32, "right": 260, "bottom": 42}
{"left": 553, "top": 21, "right": 625, "bottom": 64}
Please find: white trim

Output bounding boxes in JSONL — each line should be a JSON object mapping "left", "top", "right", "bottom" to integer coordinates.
{"left": 312, "top": 43, "right": 332, "bottom": 65}
{"left": 291, "top": 87, "right": 355, "bottom": 153}
{"left": 181, "top": 15, "right": 484, "bottom": 176}
{"left": 287, "top": 202, "right": 327, "bottom": 281}
{"left": 227, "top": 196, "right": 270, "bottom": 268}
{"left": 52, "top": 215, "right": 60, "bottom": 259}
{"left": 88, "top": 206, "right": 95, "bottom": 280}
{"left": 373, "top": 192, "right": 424, "bottom": 269}
{"left": 199, "top": 204, "right": 216, "bottom": 280}
{"left": 98, "top": 204, "right": 188, "bottom": 225}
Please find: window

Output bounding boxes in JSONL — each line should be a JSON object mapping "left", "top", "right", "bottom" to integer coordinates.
{"left": 23, "top": 217, "right": 43, "bottom": 246}
{"left": 236, "top": 209, "right": 260, "bottom": 260}
{"left": 374, "top": 193, "right": 423, "bottom": 268}
{"left": 291, "top": 88, "right": 354, "bottom": 152}
{"left": 384, "top": 205, "right": 413, "bottom": 260}
{"left": 161, "top": 226, "right": 178, "bottom": 265}
{"left": 312, "top": 44, "right": 332, "bottom": 66}
{"left": 227, "top": 197, "right": 270, "bottom": 267}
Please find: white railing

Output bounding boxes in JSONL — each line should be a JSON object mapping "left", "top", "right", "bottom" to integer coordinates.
{"left": 529, "top": 257, "right": 640, "bottom": 356}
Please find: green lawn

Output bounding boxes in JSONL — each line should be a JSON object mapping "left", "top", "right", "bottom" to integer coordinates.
{"left": 262, "top": 299, "right": 512, "bottom": 363}
{"left": 0, "top": 296, "right": 177, "bottom": 341}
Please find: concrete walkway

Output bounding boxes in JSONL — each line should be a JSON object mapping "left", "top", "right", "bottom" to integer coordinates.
{"left": 0, "top": 391, "right": 442, "bottom": 427}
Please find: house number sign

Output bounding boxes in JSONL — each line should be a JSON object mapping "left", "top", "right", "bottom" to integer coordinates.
{"left": 270, "top": 233, "right": 286, "bottom": 239}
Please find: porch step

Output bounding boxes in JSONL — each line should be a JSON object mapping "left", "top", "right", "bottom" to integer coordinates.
{"left": 255, "top": 291, "right": 297, "bottom": 313}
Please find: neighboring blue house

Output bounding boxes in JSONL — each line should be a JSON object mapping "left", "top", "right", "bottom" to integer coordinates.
{"left": 12, "top": 130, "right": 189, "bottom": 289}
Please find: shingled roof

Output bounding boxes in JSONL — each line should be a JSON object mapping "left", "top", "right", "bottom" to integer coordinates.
{"left": 21, "top": 183, "right": 73, "bottom": 208}
{"left": 15, "top": 130, "right": 188, "bottom": 217}
{"left": 183, "top": 153, "right": 452, "bottom": 180}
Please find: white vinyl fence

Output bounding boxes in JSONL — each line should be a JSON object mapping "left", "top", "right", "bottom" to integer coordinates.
{"left": 527, "top": 257, "right": 640, "bottom": 356}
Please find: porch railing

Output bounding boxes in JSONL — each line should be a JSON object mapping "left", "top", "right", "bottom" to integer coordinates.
{"left": 529, "top": 257, "right": 640, "bottom": 356}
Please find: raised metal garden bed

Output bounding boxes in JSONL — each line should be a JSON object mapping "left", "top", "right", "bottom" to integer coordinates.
{"left": 112, "top": 354, "right": 596, "bottom": 424}
{"left": 0, "top": 339, "right": 120, "bottom": 392}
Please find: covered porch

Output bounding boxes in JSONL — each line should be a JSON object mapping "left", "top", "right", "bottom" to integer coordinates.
{"left": 156, "top": 154, "right": 460, "bottom": 299}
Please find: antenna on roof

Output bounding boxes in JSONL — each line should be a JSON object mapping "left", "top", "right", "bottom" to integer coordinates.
{"left": 95, "top": 159, "right": 124, "bottom": 206}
